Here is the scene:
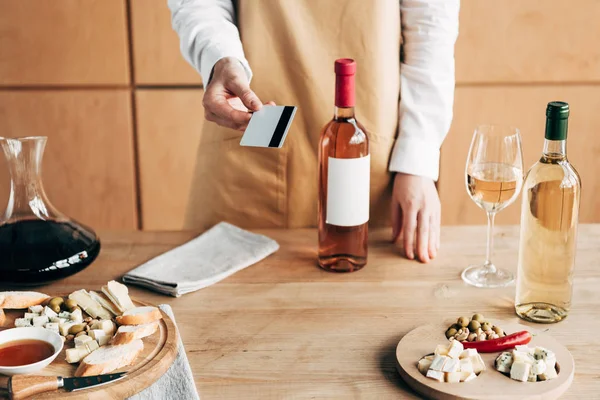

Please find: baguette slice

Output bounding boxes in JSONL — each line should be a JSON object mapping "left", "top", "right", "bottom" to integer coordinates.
{"left": 0, "top": 291, "right": 49, "bottom": 309}
{"left": 89, "top": 291, "right": 120, "bottom": 316}
{"left": 0, "top": 309, "right": 5, "bottom": 327}
{"left": 115, "top": 306, "right": 162, "bottom": 326}
{"left": 75, "top": 340, "right": 144, "bottom": 377}
{"left": 69, "top": 290, "right": 113, "bottom": 320}
{"left": 111, "top": 321, "right": 159, "bottom": 345}
{"left": 102, "top": 281, "right": 135, "bottom": 313}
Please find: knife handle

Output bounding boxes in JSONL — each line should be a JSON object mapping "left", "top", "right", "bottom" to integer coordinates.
{"left": 7, "top": 376, "right": 59, "bottom": 400}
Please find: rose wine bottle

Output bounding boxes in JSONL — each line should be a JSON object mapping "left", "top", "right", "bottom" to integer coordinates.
{"left": 515, "top": 101, "right": 581, "bottom": 323}
{"left": 317, "top": 59, "right": 369, "bottom": 272}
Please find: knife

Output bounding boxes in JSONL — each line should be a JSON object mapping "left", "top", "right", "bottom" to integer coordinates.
{"left": 0, "top": 372, "right": 126, "bottom": 399}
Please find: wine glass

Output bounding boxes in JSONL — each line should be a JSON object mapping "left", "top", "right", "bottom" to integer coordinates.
{"left": 462, "top": 125, "right": 524, "bottom": 288}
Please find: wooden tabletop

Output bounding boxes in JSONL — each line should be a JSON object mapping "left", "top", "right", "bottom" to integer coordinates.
{"left": 10, "top": 225, "right": 600, "bottom": 399}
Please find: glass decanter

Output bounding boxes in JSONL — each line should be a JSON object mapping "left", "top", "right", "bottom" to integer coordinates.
{"left": 0, "top": 136, "right": 100, "bottom": 286}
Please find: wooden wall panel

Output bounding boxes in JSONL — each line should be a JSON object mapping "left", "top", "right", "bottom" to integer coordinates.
{"left": 439, "top": 86, "right": 600, "bottom": 226}
{"left": 0, "top": 0, "right": 129, "bottom": 85}
{"left": 130, "top": 0, "right": 202, "bottom": 85}
{"left": 0, "top": 91, "right": 137, "bottom": 229}
{"left": 456, "top": 0, "right": 600, "bottom": 84}
{"left": 136, "top": 89, "right": 204, "bottom": 230}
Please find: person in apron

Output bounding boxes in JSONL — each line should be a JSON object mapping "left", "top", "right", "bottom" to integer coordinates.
{"left": 168, "top": 0, "right": 459, "bottom": 263}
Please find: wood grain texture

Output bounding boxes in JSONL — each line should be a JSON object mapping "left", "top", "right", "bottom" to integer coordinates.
{"left": 456, "top": 0, "right": 600, "bottom": 84}
{"left": 396, "top": 322, "right": 574, "bottom": 400}
{"left": 0, "top": 0, "right": 129, "bottom": 85}
{"left": 8, "top": 376, "right": 59, "bottom": 400}
{"left": 0, "top": 90, "right": 138, "bottom": 229}
{"left": 440, "top": 86, "right": 600, "bottom": 225}
{"left": 135, "top": 89, "right": 204, "bottom": 230}
{"left": 2, "top": 226, "right": 598, "bottom": 399}
{"left": 130, "top": 0, "right": 202, "bottom": 85}
{"left": 0, "top": 300, "right": 178, "bottom": 399}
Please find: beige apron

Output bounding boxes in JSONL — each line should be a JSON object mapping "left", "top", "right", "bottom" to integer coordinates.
{"left": 184, "top": 0, "right": 401, "bottom": 229}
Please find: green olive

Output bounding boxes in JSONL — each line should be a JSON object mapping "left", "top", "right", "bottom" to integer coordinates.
{"left": 492, "top": 326, "right": 503, "bottom": 335}
{"left": 446, "top": 328, "right": 458, "bottom": 339}
{"left": 68, "top": 323, "right": 87, "bottom": 335}
{"left": 451, "top": 323, "right": 462, "bottom": 331}
{"left": 468, "top": 320, "right": 481, "bottom": 331}
{"left": 472, "top": 313, "right": 485, "bottom": 323}
{"left": 457, "top": 316, "right": 469, "bottom": 327}
{"left": 48, "top": 297, "right": 64, "bottom": 308}
{"left": 481, "top": 323, "right": 492, "bottom": 332}
{"left": 50, "top": 304, "right": 62, "bottom": 314}
{"left": 65, "top": 299, "right": 78, "bottom": 311}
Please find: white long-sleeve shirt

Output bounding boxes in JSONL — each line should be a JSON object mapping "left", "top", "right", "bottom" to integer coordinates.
{"left": 168, "top": 0, "right": 459, "bottom": 181}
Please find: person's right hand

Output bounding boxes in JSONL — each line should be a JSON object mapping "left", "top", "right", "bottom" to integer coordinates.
{"left": 203, "top": 57, "right": 273, "bottom": 131}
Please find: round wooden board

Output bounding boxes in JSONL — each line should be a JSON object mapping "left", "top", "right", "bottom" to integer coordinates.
{"left": 396, "top": 321, "right": 574, "bottom": 400}
{"left": 1, "top": 298, "right": 179, "bottom": 399}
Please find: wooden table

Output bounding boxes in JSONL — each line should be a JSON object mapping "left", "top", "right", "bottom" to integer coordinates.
{"left": 13, "top": 226, "right": 600, "bottom": 399}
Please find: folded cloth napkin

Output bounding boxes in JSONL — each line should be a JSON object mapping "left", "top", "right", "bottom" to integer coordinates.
{"left": 123, "top": 222, "right": 279, "bottom": 297}
{"left": 128, "top": 304, "right": 199, "bottom": 400}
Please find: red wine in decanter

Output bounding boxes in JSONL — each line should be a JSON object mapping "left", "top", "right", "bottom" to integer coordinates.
{"left": 317, "top": 58, "right": 369, "bottom": 272}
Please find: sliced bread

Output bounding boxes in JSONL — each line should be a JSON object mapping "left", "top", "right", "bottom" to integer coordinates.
{"left": 0, "top": 291, "right": 49, "bottom": 309}
{"left": 89, "top": 290, "right": 120, "bottom": 316}
{"left": 0, "top": 309, "right": 5, "bottom": 327}
{"left": 75, "top": 339, "right": 144, "bottom": 377}
{"left": 111, "top": 321, "right": 159, "bottom": 345}
{"left": 115, "top": 306, "right": 162, "bottom": 326}
{"left": 102, "top": 281, "right": 135, "bottom": 313}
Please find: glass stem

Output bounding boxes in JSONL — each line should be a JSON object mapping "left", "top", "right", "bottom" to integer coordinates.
{"left": 485, "top": 212, "right": 496, "bottom": 273}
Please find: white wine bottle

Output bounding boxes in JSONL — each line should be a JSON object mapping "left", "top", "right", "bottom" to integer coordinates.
{"left": 515, "top": 101, "right": 581, "bottom": 323}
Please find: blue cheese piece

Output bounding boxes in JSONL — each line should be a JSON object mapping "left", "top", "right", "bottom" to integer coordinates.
{"left": 515, "top": 345, "right": 533, "bottom": 354}
{"left": 513, "top": 350, "right": 535, "bottom": 365}
{"left": 32, "top": 315, "right": 49, "bottom": 327}
{"left": 426, "top": 369, "right": 445, "bottom": 382}
{"left": 43, "top": 306, "right": 58, "bottom": 319}
{"left": 58, "top": 311, "right": 71, "bottom": 319}
{"left": 430, "top": 355, "right": 449, "bottom": 371}
{"left": 534, "top": 347, "right": 556, "bottom": 371}
{"left": 442, "top": 358, "right": 460, "bottom": 373}
{"left": 15, "top": 318, "right": 32, "bottom": 328}
{"left": 44, "top": 322, "right": 59, "bottom": 333}
{"left": 28, "top": 305, "right": 44, "bottom": 314}
{"left": 24, "top": 312, "right": 39, "bottom": 320}
{"left": 531, "top": 359, "right": 547, "bottom": 376}
{"left": 539, "top": 366, "right": 558, "bottom": 381}
{"left": 495, "top": 352, "right": 513, "bottom": 374}
{"left": 510, "top": 361, "right": 531, "bottom": 382}
{"left": 447, "top": 340, "right": 464, "bottom": 359}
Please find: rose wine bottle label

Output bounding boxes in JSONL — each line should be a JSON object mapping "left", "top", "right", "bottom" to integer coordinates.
{"left": 326, "top": 155, "right": 370, "bottom": 226}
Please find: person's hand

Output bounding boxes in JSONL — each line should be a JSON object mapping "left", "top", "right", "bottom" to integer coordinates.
{"left": 203, "top": 57, "right": 274, "bottom": 131}
{"left": 391, "top": 173, "right": 441, "bottom": 263}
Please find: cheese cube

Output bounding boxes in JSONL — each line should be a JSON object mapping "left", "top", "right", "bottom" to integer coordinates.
{"left": 430, "top": 355, "right": 449, "bottom": 371}
{"left": 69, "top": 308, "right": 83, "bottom": 322}
{"left": 447, "top": 340, "right": 464, "bottom": 359}
{"left": 460, "top": 349, "right": 477, "bottom": 359}
{"left": 83, "top": 340, "right": 99, "bottom": 353}
{"left": 58, "top": 311, "right": 71, "bottom": 319}
{"left": 15, "top": 318, "right": 32, "bottom": 328}
{"left": 43, "top": 306, "right": 58, "bottom": 319}
{"left": 445, "top": 371, "right": 462, "bottom": 383}
{"left": 470, "top": 354, "right": 486, "bottom": 374}
{"left": 462, "top": 372, "right": 477, "bottom": 382}
{"left": 59, "top": 321, "right": 76, "bottom": 336}
{"left": 434, "top": 344, "right": 449, "bottom": 356}
{"left": 89, "top": 329, "right": 104, "bottom": 340}
{"left": 65, "top": 348, "right": 89, "bottom": 364}
{"left": 510, "top": 361, "right": 531, "bottom": 382}
{"left": 24, "top": 312, "right": 38, "bottom": 319}
{"left": 515, "top": 345, "right": 532, "bottom": 354}
{"left": 534, "top": 347, "right": 556, "bottom": 371}
{"left": 28, "top": 305, "right": 44, "bottom": 314}
{"left": 531, "top": 359, "right": 547, "bottom": 376}
{"left": 97, "top": 335, "right": 110, "bottom": 346}
{"left": 495, "top": 352, "right": 513, "bottom": 374}
{"left": 426, "top": 369, "right": 445, "bottom": 382}
{"left": 418, "top": 358, "right": 433, "bottom": 375}
{"left": 539, "top": 366, "right": 558, "bottom": 381}
{"left": 74, "top": 335, "right": 93, "bottom": 348}
{"left": 442, "top": 358, "right": 460, "bottom": 373}
{"left": 44, "top": 322, "right": 59, "bottom": 333}
{"left": 32, "top": 315, "right": 49, "bottom": 327}
{"left": 459, "top": 358, "right": 474, "bottom": 373}
{"left": 513, "top": 350, "right": 535, "bottom": 365}
{"left": 91, "top": 320, "right": 116, "bottom": 335}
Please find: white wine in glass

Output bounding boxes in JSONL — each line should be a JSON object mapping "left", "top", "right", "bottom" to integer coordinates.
{"left": 462, "top": 125, "right": 524, "bottom": 288}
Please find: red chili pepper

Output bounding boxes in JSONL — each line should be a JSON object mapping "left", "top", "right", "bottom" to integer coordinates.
{"left": 462, "top": 331, "right": 532, "bottom": 353}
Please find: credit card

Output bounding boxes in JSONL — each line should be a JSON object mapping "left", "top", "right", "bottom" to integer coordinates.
{"left": 240, "top": 105, "right": 297, "bottom": 148}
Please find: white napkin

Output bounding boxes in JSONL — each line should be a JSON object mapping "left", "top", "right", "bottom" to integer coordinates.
{"left": 128, "top": 304, "right": 199, "bottom": 400}
{"left": 123, "top": 222, "right": 279, "bottom": 297}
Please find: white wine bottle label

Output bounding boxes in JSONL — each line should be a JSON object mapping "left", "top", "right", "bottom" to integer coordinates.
{"left": 326, "top": 155, "right": 370, "bottom": 226}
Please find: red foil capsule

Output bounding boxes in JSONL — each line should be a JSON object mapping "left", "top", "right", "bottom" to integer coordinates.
{"left": 334, "top": 58, "right": 356, "bottom": 108}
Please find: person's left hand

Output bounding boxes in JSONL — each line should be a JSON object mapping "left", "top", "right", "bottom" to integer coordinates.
{"left": 391, "top": 173, "right": 441, "bottom": 263}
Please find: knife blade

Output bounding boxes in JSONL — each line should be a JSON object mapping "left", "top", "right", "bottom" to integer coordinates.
{"left": 0, "top": 372, "right": 126, "bottom": 399}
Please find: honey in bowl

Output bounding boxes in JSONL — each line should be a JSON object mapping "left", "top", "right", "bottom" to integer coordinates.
{"left": 0, "top": 339, "right": 55, "bottom": 366}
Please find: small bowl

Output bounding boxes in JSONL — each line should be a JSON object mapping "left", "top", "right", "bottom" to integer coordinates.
{"left": 0, "top": 327, "right": 64, "bottom": 376}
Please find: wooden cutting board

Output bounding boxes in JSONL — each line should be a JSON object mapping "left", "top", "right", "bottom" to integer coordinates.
{"left": 395, "top": 321, "right": 574, "bottom": 400}
{"left": 1, "top": 298, "right": 178, "bottom": 399}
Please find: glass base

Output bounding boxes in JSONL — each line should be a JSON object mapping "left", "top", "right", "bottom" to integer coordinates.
{"left": 461, "top": 264, "right": 514, "bottom": 288}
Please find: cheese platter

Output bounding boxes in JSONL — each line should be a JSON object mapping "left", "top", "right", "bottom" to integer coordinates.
{"left": 0, "top": 283, "right": 178, "bottom": 399}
